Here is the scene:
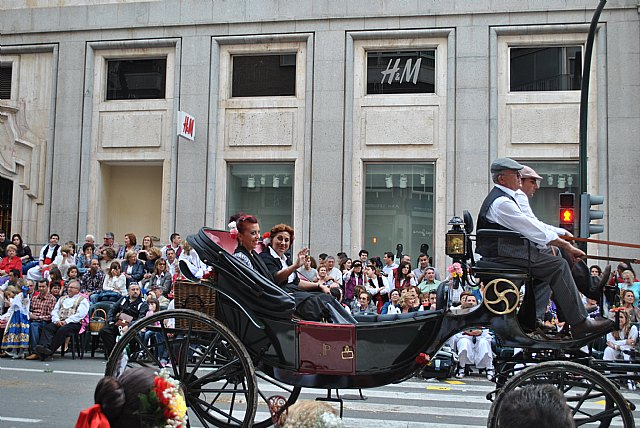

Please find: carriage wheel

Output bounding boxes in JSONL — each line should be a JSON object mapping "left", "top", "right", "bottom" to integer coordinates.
{"left": 252, "top": 368, "right": 301, "bottom": 428}
{"left": 105, "top": 309, "right": 258, "bottom": 428}
{"left": 487, "top": 361, "right": 635, "bottom": 428}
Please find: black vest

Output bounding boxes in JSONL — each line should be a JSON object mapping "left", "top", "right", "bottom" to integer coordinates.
{"left": 476, "top": 187, "right": 531, "bottom": 259}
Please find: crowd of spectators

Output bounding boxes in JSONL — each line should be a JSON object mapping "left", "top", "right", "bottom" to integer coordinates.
{"left": 0, "top": 227, "right": 637, "bottom": 388}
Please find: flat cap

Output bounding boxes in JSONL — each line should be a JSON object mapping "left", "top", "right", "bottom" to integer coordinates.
{"left": 490, "top": 157, "right": 524, "bottom": 173}
{"left": 520, "top": 165, "right": 542, "bottom": 180}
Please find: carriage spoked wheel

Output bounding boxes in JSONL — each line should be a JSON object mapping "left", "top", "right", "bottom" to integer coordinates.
{"left": 487, "top": 361, "right": 635, "bottom": 427}
{"left": 105, "top": 309, "right": 258, "bottom": 427}
{"left": 252, "top": 368, "right": 301, "bottom": 428}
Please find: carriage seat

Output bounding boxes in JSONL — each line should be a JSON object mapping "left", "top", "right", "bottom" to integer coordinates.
{"left": 471, "top": 229, "right": 531, "bottom": 282}
{"left": 353, "top": 310, "right": 444, "bottom": 323}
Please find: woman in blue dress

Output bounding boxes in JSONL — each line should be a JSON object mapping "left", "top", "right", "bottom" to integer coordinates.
{"left": 0, "top": 284, "right": 30, "bottom": 359}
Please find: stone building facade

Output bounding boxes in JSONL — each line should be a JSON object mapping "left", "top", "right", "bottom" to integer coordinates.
{"left": 0, "top": 0, "right": 638, "bottom": 269}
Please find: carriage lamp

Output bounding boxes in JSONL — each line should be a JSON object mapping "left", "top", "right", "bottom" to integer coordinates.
{"left": 445, "top": 216, "right": 467, "bottom": 259}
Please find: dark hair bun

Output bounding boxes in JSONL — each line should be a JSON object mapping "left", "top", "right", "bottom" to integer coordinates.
{"left": 94, "top": 376, "right": 126, "bottom": 422}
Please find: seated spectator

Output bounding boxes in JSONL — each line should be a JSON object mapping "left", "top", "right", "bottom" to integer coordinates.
{"left": 496, "top": 384, "right": 575, "bottom": 428}
{"left": 351, "top": 291, "right": 376, "bottom": 315}
{"left": 48, "top": 267, "right": 64, "bottom": 289}
{"left": 620, "top": 270, "right": 640, "bottom": 302}
{"left": 91, "top": 262, "right": 126, "bottom": 304}
{"left": 99, "top": 283, "right": 149, "bottom": 357}
{"left": 26, "top": 234, "right": 62, "bottom": 282}
{"left": 49, "top": 281, "right": 62, "bottom": 300}
{"left": 67, "top": 265, "right": 80, "bottom": 284}
{"left": 428, "top": 290, "right": 437, "bottom": 311}
{"left": 138, "top": 235, "right": 155, "bottom": 261}
{"left": 413, "top": 253, "right": 441, "bottom": 284}
{"left": 364, "top": 263, "right": 388, "bottom": 313}
{"left": 389, "top": 260, "right": 417, "bottom": 291}
{"left": 75, "top": 243, "right": 98, "bottom": 275}
{"left": 621, "top": 290, "right": 640, "bottom": 323}
{"left": 33, "top": 279, "right": 89, "bottom": 360}
{"left": 141, "top": 247, "right": 162, "bottom": 276}
{"left": 138, "top": 297, "right": 162, "bottom": 359}
{"left": 343, "top": 260, "right": 365, "bottom": 308}
{"left": 399, "top": 287, "right": 422, "bottom": 314}
{"left": 117, "top": 233, "right": 141, "bottom": 260}
{"left": 340, "top": 258, "right": 352, "bottom": 277}
{"left": 454, "top": 295, "right": 494, "bottom": 380}
{"left": 97, "top": 232, "right": 120, "bottom": 260}
{"left": 11, "top": 234, "right": 34, "bottom": 275}
{"left": 161, "top": 233, "right": 183, "bottom": 260}
{"left": 590, "top": 264, "right": 602, "bottom": 277}
{"left": 417, "top": 267, "right": 441, "bottom": 294}
{"left": 297, "top": 255, "right": 318, "bottom": 282}
{"left": 316, "top": 263, "right": 335, "bottom": 287}
{"left": 381, "top": 289, "right": 401, "bottom": 314}
{"left": 165, "top": 248, "right": 178, "bottom": 278}
{"left": 419, "top": 292, "right": 431, "bottom": 311}
{"left": 604, "top": 310, "right": 638, "bottom": 390}
{"left": 76, "top": 234, "right": 96, "bottom": 256}
{"left": 99, "top": 247, "right": 117, "bottom": 273}
{"left": 147, "top": 284, "right": 170, "bottom": 310}
{"left": 121, "top": 250, "right": 145, "bottom": 286}
{"left": 80, "top": 259, "right": 106, "bottom": 298}
{"left": 0, "top": 285, "right": 30, "bottom": 359}
{"left": 0, "top": 229, "right": 10, "bottom": 257}
{"left": 57, "top": 245, "right": 75, "bottom": 281}
{"left": 329, "top": 286, "right": 350, "bottom": 311}
{"left": 1, "top": 269, "right": 22, "bottom": 293}
{"left": 325, "top": 256, "right": 343, "bottom": 286}
{"left": 0, "top": 244, "right": 23, "bottom": 288}
{"left": 179, "top": 240, "right": 206, "bottom": 279}
{"left": 142, "top": 258, "right": 172, "bottom": 297}
{"left": 25, "top": 279, "right": 57, "bottom": 360}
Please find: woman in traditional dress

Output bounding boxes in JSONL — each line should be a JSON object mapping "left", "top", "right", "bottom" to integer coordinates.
{"left": 0, "top": 284, "right": 30, "bottom": 359}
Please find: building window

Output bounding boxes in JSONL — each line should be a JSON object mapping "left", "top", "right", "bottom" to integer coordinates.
{"left": 366, "top": 50, "right": 436, "bottom": 95}
{"left": 232, "top": 54, "right": 296, "bottom": 97}
{"left": 364, "top": 163, "right": 435, "bottom": 259}
{"left": 227, "top": 163, "right": 294, "bottom": 228}
{"left": 0, "top": 64, "right": 12, "bottom": 100}
{"left": 106, "top": 58, "right": 167, "bottom": 100}
{"left": 510, "top": 46, "right": 582, "bottom": 92}
{"left": 517, "top": 161, "right": 579, "bottom": 226}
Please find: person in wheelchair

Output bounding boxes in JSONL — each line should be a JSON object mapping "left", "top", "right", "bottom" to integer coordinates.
{"left": 476, "top": 158, "right": 612, "bottom": 338}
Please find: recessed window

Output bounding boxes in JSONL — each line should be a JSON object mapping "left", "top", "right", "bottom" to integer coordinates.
{"left": 367, "top": 50, "right": 436, "bottom": 94}
{"left": 106, "top": 58, "right": 167, "bottom": 100}
{"left": 510, "top": 46, "right": 582, "bottom": 92}
{"left": 232, "top": 54, "right": 296, "bottom": 97}
{"left": 364, "top": 163, "right": 435, "bottom": 257}
{"left": 0, "top": 64, "right": 12, "bottom": 100}
{"left": 227, "top": 163, "right": 294, "bottom": 227}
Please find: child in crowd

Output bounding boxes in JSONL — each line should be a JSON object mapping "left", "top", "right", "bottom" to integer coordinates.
{"left": 0, "top": 285, "right": 30, "bottom": 359}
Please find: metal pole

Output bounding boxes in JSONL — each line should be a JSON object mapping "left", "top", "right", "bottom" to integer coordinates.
{"left": 578, "top": 0, "right": 606, "bottom": 250}
{"left": 579, "top": 0, "right": 607, "bottom": 195}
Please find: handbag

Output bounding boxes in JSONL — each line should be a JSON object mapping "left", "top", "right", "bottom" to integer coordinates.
{"left": 115, "top": 312, "right": 133, "bottom": 327}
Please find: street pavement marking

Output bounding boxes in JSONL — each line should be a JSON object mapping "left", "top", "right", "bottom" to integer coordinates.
{"left": 0, "top": 416, "right": 42, "bottom": 423}
{"left": 594, "top": 400, "right": 606, "bottom": 405}
{"left": 0, "top": 366, "right": 103, "bottom": 376}
{"left": 445, "top": 380, "right": 465, "bottom": 385}
{"left": 426, "top": 385, "right": 451, "bottom": 391}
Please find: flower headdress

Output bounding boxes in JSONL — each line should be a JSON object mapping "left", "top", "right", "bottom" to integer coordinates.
{"left": 447, "top": 262, "right": 464, "bottom": 278}
{"left": 138, "top": 369, "right": 188, "bottom": 428}
{"left": 262, "top": 232, "right": 271, "bottom": 246}
{"left": 228, "top": 221, "right": 238, "bottom": 239}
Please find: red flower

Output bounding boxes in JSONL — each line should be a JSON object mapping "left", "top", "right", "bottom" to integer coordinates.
{"left": 415, "top": 352, "right": 430, "bottom": 367}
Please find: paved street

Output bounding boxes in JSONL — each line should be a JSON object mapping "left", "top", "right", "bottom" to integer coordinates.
{"left": 1, "top": 355, "right": 639, "bottom": 427}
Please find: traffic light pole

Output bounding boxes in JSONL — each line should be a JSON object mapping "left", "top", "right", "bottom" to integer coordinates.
{"left": 578, "top": 0, "right": 607, "bottom": 250}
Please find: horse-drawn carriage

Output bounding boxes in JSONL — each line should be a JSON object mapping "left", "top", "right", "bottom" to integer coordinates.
{"left": 105, "top": 219, "right": 637, "bottom": 427}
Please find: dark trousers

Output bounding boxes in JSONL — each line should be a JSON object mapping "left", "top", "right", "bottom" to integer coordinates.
{"left": 99, "top": 324, "right": 119, "bottom": 357}
{"left": 489, "top": 250, "right": 588, "bottom": 325}
{"left": 29, "top": 320, "right": 48, "bottom": 353}
{"left": 39, "top": 322, "right": 81, "bottom": 353}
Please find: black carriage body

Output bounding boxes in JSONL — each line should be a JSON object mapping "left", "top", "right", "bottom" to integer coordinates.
{"left": 214, "top": 288, "right": 442, "bottom": 389}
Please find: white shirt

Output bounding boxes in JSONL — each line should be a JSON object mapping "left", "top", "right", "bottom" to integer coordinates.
{"left": 514, "top": 189, "right": 571, "bottom": 237}
{"left": 329, "top": 267, "right": 343, "bottom": 285}
{"left": 269, "top": 246, "right": 296, "bottom": 284}
{"left": 51, "top": 294, "right": 90, "bottom": 324}
{"left": 486, "top": 184, "right": 559, "bottom": 248}
{"left": 382, "top": 262, "right": 398, "bottom": 276}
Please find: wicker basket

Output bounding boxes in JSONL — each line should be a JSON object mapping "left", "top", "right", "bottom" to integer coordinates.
{"left": 89, "top": 308, "right": 107, "bottom": 333}
{"left": 173, "top": 280, "right": 216, "bottom": 330}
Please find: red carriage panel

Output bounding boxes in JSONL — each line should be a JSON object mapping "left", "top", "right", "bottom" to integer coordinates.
{"left": 296, "top": 321, "right": 356, "bottom": 375}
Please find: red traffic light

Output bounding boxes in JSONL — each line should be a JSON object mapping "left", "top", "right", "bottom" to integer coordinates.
{"left": 560, "top": 208, "right": 574, "bottom": 223}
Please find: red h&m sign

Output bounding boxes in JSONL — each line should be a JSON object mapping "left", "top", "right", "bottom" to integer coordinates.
{"left": 177, "top": 111, "right": 195, "bottom": 141}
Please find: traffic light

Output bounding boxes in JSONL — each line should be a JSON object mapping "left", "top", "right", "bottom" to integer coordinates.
{"left": 559, "top": 192, "right": 575, "bottom": 234}
{"left": 579, "top": 193, "right": 604, "bottom": 237}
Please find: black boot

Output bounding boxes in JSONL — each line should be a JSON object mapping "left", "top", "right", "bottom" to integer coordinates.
{"left": 572, "top": 261, "right": 609, "bottom": 300}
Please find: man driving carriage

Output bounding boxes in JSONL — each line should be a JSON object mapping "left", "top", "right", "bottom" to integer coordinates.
{"left": 475, "top": 157, "right": 612, "bottom": 338}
